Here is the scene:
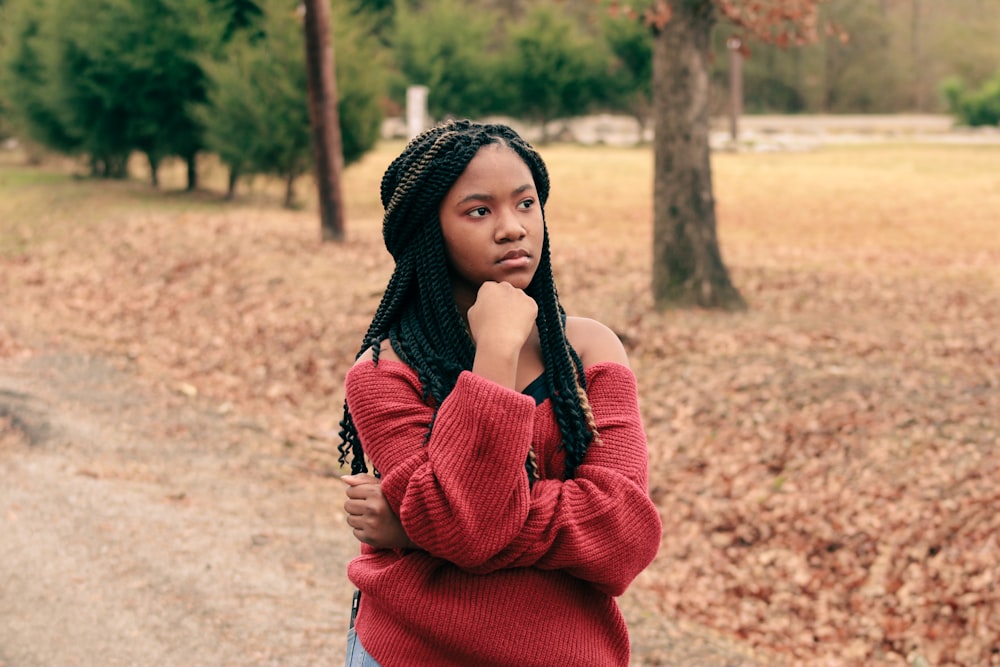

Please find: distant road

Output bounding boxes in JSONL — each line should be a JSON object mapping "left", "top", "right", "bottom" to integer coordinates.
{"left": 383, "top": 113, "right": 1000, "bottom": 146}
{"left": 713, "top": 113, "right": 959, "bottom": 134}
{"left": 711, "top": 113, "right": 1000, "bottom": 148}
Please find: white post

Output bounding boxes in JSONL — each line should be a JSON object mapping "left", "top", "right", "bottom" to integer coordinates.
{"left": 406, "top": 85, "right": 429, "bottom": 140}
{"left": 726, "top": 37, "right": 743, "bottom": 142}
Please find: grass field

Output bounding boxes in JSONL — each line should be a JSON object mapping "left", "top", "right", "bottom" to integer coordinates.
{"left": 2, "top": 139, "right": 998, "bottom": 666}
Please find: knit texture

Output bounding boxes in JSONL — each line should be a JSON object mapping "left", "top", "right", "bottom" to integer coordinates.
{"left": 344, "top": 360, "right": 662, "bottom": 667}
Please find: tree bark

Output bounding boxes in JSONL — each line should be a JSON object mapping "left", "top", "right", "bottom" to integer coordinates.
{"left": 147, "top": 153, "right": 160, "bottom": 188}
{"left": 651, "top": 1, "right": 745, "bottom": 310}
{"left": 185, "top": 153, "right": 198, "bottom": 191}
{"left": 303, "top": 0, "right": 346, "bottom": 242}
{"left": 911, "top": 0, "right": 923, "bottom": 111}
{"left": 284, "top": 172, "right": 296, "bottom": 210}
{"left": 226, "top": 166, "right": 239, "bottom": 201}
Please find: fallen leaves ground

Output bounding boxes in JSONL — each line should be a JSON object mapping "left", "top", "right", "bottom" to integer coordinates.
{"left": 1, "top": 139, "right": 998, "bottom": 666}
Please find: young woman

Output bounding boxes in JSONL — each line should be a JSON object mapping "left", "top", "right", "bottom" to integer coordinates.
{"left": 338, "top": 120, "right": 662, "bottom": 667}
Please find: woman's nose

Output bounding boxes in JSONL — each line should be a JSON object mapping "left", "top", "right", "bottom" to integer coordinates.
{"left": 494, "top": 211, "right": 527, "bottom": 242}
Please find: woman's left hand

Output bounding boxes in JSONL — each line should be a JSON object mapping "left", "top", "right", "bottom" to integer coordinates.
{"left": 342, "top": 474, "right": 417, "bottom": 550}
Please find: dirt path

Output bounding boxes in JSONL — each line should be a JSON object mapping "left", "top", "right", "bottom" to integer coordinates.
{"left": 0, "top": 349, "right": 773, "bottom": 667}
{"left": 1, "top": 351, "right": 358, "bottom": 666}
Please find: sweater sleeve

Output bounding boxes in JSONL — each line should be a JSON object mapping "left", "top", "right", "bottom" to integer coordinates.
{"left": 344, "top": 360, "right": 662, "bottom": 596}
{"left": 345, "top": 360, "right": 537, "bottom": 566}
{"left": 461, "top": 363, "right": 662, "bottom": 596}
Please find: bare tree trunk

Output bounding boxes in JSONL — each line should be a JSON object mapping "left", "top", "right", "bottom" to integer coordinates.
{"left": 651, "top": 0, "right": 745, "bottom": 310}
{"left": 226, "top": 166, "right": 239, "bottom": 201}
{"left": 284, "top": 172, "right": 296, "bottom": 209}
{"left": 185, "top": 153, "right": 198, "bottom": 191}
{"left": 303, "top": 0, "right": 346, "bottom": 241}
{"left": 631, "top": 104, "right": 650, "bottom": 146}
{"left": 147, "top": 153, "right": 160, "bottom": 188}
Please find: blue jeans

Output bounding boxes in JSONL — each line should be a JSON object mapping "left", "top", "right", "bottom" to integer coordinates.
{"left": 345, "top": 628, "right": 382, "bottom": 667}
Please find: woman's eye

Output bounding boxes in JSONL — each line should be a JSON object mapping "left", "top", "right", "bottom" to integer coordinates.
{"left": 468, "top": 206, "right": 490, "bottom": 218}
{"left": 517, "top": 199, "right": 535, "bottom": 210}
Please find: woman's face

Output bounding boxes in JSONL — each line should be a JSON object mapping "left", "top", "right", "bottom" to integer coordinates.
{"left": 438, "top": 144, "right": 543, "bottom": 307}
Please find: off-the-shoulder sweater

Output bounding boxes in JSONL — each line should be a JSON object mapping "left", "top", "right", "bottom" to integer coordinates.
{"left": 344, "top": 359, "right": 662, "bottom": 667}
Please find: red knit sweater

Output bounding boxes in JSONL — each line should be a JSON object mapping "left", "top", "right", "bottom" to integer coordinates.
{"left": 344, "top": 360, "right": 662, "bottom": 667}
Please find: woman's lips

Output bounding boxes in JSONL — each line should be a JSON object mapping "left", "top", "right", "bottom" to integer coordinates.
{"left": 497, "top": 250, "right": 531, "bottom": 268}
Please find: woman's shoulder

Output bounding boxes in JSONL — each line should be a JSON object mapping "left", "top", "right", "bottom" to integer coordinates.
{"left": 564, "top": 316, "right": 630, "bottom": 369}
{"left": 348, "top": 343, "right": 416, "bottom": 388}
{"left": 353, "top": 340, "right": 404, "bottom": 366}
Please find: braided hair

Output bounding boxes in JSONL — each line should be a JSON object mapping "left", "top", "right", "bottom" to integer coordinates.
{"left": 338, "top": 119, "right": 597, "bottom": 480}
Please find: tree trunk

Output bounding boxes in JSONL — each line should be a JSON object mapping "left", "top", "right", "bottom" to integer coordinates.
{"left": 146, "top": 153, "right": 160, "bottom": 188}
{"left": 911, "top": 0, "right": 923, "bottom": 111}
{"left": 303, "top": 0, "right": 346, "bottom": 241}
{"left": 630, "top": 93, "right": 652, "bottom": 145}
{"left": 651, "top": 1, "right": 745, "bottom": 310}
{"left": 226, "top": 166, "right": 239, "bottom": 201}
{"left": 185, "top": 153, "right": 198, "bottom": 191}
{"left": 283, "top": 172, "right": 296, "bottom": 209}
{"left": 102, "top": 154, "right": 129, "bottom": 179}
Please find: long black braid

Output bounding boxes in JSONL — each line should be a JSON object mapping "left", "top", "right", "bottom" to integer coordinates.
{"left": 338, "top": 120, "right": 596, "bottom": 480}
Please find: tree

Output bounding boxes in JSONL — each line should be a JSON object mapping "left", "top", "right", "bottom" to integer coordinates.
{"left": 0, "top": 0, "right": 80, "bottom": 158}
{"left": 303, "top": 0, "right": 346, "bottom": 240}
{"left": 205, "top": 2, "right": 314, "bottom": 207}
{"left": 644, "top": 0, "right": 829, "bottom": 310}
{"left": 942, "top": 72, "right": 1000, "bottom": 127}
{"left": 45, "top": 0, "right": 139, "bottom": 178}
{"left": 210, "top": 0, "right": 264, "bottom": 41}
{"left": 1, "top": 0, "right": 217, "bottom": 184}
{"left": 199, "top": 0, "right": 383, "bottom": 206}
{"left": 197, "top": 34, "right": 263, "bottom": 199}
{"left": 502, "top": 5, "right": 612, "bottom": 141}
{"left": 332, "top": 5, "right": 384, "bottom": 166}
{"left": 601, "top": 3, "right": 654, "bottom": 143}
{"left": 819, "top": 1, "right": 897, "bottom": 112}
{"left": 118, "top": 0, "right": 218, "bottom": 189}
{"left": 347, "top": 0, "right": 393, "bottom": 45}
{"left": 391, "top": 0, "right": 505, "bottom": 120}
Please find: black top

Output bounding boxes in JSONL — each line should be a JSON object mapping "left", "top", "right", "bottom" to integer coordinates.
{"left": 520, "top": 374, "right": 550, "bottom": 405}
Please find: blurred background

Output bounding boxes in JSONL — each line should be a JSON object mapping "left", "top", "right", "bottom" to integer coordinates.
{"left": 2, "top": 0, "right": 999, "bottom": 188}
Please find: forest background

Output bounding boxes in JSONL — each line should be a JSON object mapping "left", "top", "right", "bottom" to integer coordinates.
{"left": 2, "top": 0, "right": 1000, "bottom": 203}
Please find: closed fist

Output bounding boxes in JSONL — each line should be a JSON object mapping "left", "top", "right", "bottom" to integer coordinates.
{"left": 467, "top": 281, "right": 537, "bottom": 353}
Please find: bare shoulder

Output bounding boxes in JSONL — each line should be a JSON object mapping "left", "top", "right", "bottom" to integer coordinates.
{"left": 564, "top": 316, "right": 630, "bottom": 369}
{"left": 353, "top": 341, "right": 403, "bottom": 366}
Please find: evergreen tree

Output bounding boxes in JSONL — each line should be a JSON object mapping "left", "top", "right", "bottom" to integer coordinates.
{"left": 0, "top": 0, "right": 79, "bottom": 156}
{"left": 600, "top": 3, "right": 654, "bottom": 142}
{"left": 500, "top": 5, "right": 611, "bottom": 141}
{"left": 210, "top": 0, "right": 264, "bottom": 41}
{"left": 47, "top": 0, "right": 137, "bottom": 177}
{"left": 200, "top": 0, "right": 383, "bottom": 205}
{"left": 391, "top": 0, "right": 505, "bottom": 120}
{"left": 334, "top": 4, "right": 384, "bottom": 166}
{"left": 119, "top": 0, "right": 219, "bottom": 187}
{"left": 3, "top": 0, "right": 218, "bottom": 183}
{"left": 943, "top": 72, "right": 1000, "bottom": 127}
{"left": 198, "top": 34, "right": 261, "bottom": 199}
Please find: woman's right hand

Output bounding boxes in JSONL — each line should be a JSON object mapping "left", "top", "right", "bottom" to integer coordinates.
{"left": 467, "top": 281, "right": 536, "bottom": 388}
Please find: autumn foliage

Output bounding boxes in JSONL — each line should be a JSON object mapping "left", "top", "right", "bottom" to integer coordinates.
{"left": 628, "top": 0, "right": 833, "bottom": 45}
